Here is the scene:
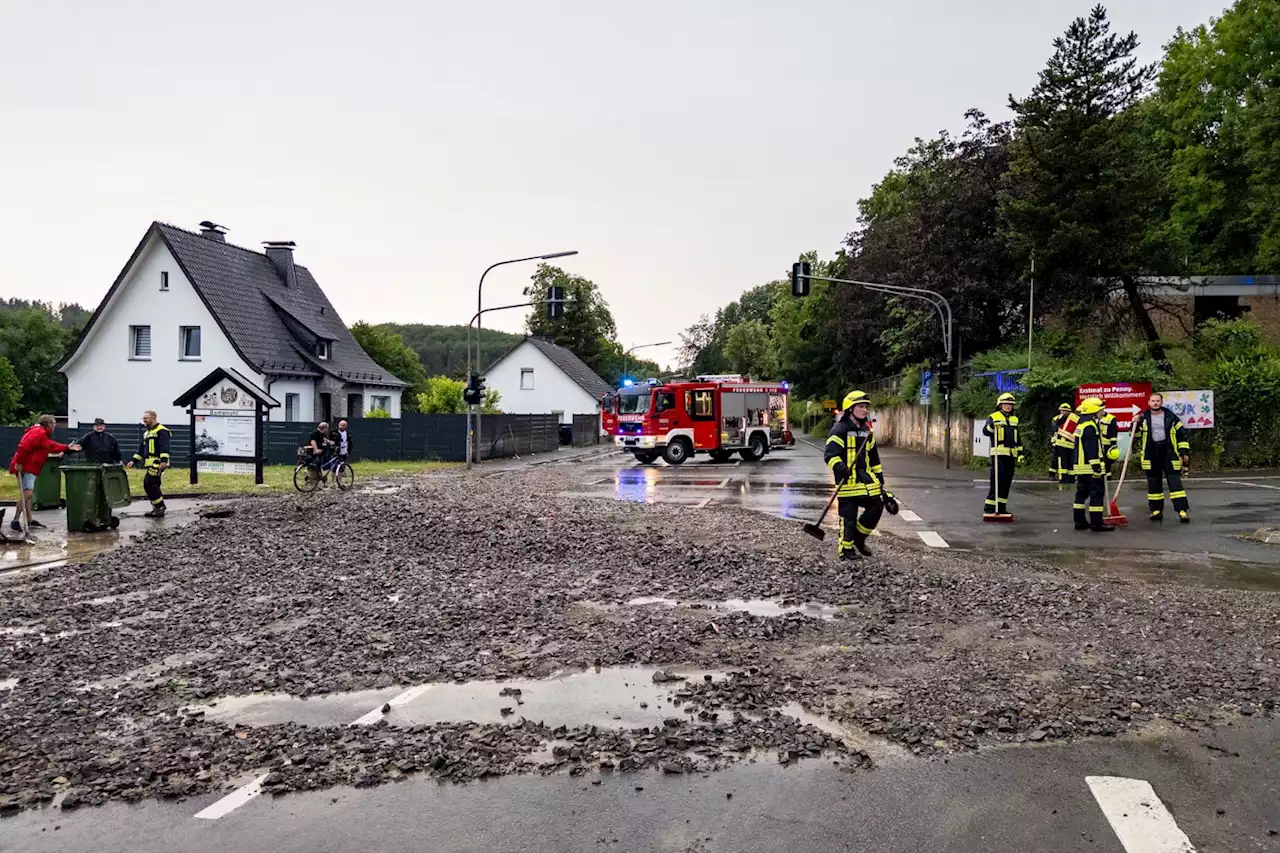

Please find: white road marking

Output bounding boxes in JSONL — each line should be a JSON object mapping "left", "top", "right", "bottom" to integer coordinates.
{"left": 695, "top": 498, "right": 711, "bottom": 509}
{"left": 898, "top": 510, "right": 922, "bottom": 522}
{"left": 1220, "top": 479, "right": 1280, "bottom": 491}
{"left": 717, "top": 479, "right": 730, "bottom": 489}
{"left": 197, "top": 684, "right": 437, "bottom": 819}
{"left": 917, "top": 531, "right": 949, "bottom": 548}
{"left": 1086, "top": 776, "right": 1198, "bottom": 852}
{"left": 194, "top": 774, "right": 270, "bottom": 820}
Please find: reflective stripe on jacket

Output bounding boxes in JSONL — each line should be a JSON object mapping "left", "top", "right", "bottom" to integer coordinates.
{"left": 1071, "top": 419, "right": 1103, "bottom": 475}
{"left": 983, "top": 411, "right": 1022, "bottom": 457}
{"left": 133, "top": 424, "right": 171, "bottom": 471}
{"left": 1132, "top": 408, "right": 1188, "bottom": 471}
{"left": 824, "top": 414, "right": 883, "bottom": 498}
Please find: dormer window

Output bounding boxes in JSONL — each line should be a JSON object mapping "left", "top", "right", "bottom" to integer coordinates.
{"left": 317, "top": 341, "right": 331, "bottom": 360}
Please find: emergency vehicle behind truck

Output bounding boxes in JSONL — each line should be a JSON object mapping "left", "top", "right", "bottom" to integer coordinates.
{"left": 612, "top": 375, "right": 793, "bottom": 464}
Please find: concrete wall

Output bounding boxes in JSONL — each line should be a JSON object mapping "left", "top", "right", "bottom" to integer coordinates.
{"left": 63, "top": 234, "right": 259, "bottom": 426}
{"left": 869, "top": 403, "right": 976, "bottom": 463}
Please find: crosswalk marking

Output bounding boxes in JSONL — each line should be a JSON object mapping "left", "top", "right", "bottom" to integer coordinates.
{"left": 917, "top": 531, "right": 949, "bottom": 548}
{"left": 1086, "top": 776, "right": 1197, "bottom": 852}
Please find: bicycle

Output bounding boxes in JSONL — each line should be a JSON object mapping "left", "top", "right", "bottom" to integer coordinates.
{"left": 293, "top": 449, "right": 355, "bottom": 493}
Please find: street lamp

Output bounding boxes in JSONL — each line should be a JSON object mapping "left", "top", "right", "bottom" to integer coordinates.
{"left": 470, "top": 250, "right": 579, "bottom": 467}
{"left": 621, "top": 341, "right": 672, "bottom": 383}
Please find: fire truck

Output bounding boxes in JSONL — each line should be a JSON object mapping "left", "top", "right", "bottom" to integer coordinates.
{"left": 611, "top": 375, "right": 793, "bottom": 464}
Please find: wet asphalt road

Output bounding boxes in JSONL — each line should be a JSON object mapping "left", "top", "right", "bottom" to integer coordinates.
{"left": 564, "top": 442, "right": 1280, "bottom": 587}
{"left": 4, "top": 447, "right": 1279, "bottom": 852}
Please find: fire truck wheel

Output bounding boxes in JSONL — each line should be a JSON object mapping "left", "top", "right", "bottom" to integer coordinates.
{"left": 633, "top": 451, "right": 659, "bottom": 464}
{"left": 708, "top": 450, "right": 733, "bottom": 463}
{"left": 739, "top": 432, "right": 768, "bottom": 462}
{"left": 662, "top": 438, "right": 692, "bottom": 466}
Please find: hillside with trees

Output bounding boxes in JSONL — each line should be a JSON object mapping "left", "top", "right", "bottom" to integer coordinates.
{"left": 678, "top": 1, "right": 1280, "bottom": 467}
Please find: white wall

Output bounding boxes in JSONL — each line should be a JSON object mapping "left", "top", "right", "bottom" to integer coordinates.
{"left": 63, "top": 235, "right": 259, "bottom": 427}
{"left": 484, "top": 342, "right": 598, "bottom": 424}
{"left": 363, "top": 386, "right": 403, "bottom": 418}
{"left": 268, "top": 378, "right": 315, "bottom": 423}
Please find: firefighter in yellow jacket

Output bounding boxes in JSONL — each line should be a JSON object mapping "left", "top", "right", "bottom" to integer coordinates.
{"left": 1132, "top": 391, "right": 1191, "bottom": 523}
{"left": 983, "top": 393, "right": 1023, "bottom": 517}
{"left": 1071, "top": 398, "right": 1114, "bottom": 532}
{"left": 824, "top": 390, "right": 892, "bottom": 560}
{"left": 126, "top": 410, "right": 171, "bottom": 518}
{"left": 1050, "top": 403, "right": 1072, "bottom": 482}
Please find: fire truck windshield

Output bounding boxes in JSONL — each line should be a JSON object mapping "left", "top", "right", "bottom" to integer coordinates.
{"left": 617, "top": 389, "right": 651, "bottom": 414}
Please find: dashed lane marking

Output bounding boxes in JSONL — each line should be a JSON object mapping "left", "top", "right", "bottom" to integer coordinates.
{"left": 898, "top": 510, "right": 922, "bottom": 522}
{"left": 917, "top": 531, "right": 949, "bottom": 548}
{"left": 1086, "top": 776, "right": 1198, "bottom": 852}
{"left": 196, "top": 685, "right": 436, "bottom": 819}
{"left": 1220, "top": 479, "right": 1280, "bottom": 491}
{"left": 695, "top": 498, "right": 711, "bottom": 509}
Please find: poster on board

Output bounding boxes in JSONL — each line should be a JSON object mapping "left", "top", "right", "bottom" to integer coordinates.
{"left": 1162, "top": 390, "right": 1215, "bottom": 429}
{"left": 194, "top": 415, "right": 256, "bottom": 457}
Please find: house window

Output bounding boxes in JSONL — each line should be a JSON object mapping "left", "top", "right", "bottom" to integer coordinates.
{"left": 285, "top": 393, "right": 299, "bottom": 421}
{"left": 316, "top": 341, "right": 331, "bottom": 360}
{"left": 180, "top": 326, "right": 201, "bottom": 359}
{"left": 520, "top": 368, "right": 534, "bottom": 390}
{"left": 371, "top": 394, "right": 391, "bottom": 412}
{"left": 130, "top": 325, "right": 151, "bottom": 359}
{"left": 160, "top": 271, "right": 169, "bottom": 291}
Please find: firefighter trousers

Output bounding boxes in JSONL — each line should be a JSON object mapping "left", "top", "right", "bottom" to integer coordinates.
{"left": 143, "top": 469, "right": 165, "bottom": 507}
{"left": 1053, "top": 448, "right": 1073, "bottom": 483}
{"left": 985, "top": 456, "right": 1014, "bottom": 514}
{"left": 1073, "top": 474, "right": 1106, "bottom": 528}
{"left": 1145, "top": 442, "right": 1188, "bottom": 517}
{"left": 837, "top": 496, "right": 882, "bottom": 556}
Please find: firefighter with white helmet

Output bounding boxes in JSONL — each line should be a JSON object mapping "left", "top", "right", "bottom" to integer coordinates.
{"left": 982, "top": 392, "right": 1023, "bottom": 518}
{"left": 824, "top": 390, "right": 892, "bottom": 560}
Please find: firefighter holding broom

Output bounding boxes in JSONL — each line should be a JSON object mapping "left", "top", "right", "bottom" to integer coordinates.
{"left": 1071, "top": 398, "right": 1115, "bottom": 532}
{"left": 824, "top": 391, "right": 896, "bottom": 561}
{"left": 983, "top": 393, "right": 1023, "bottom": 520}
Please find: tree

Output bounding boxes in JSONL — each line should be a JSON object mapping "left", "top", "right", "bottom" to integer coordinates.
{"left": 524, "top": 265, "right": 617, "bottom": 377}
{"left": 0, "top": 307, "right": 71, "bottom": 417}
{"left": 350, "top": 322, "right": 429, "bottom": 412}
{"left": 722, "top": 320, "right": 778, "bottom": 377}
{"left": 1001, "top": 5, "right": 1173, "bottom": 368}
{"left": 0, "top": 356, "right": 22, "bottom": 424}
{"left": 416, "top": 376, "right": 499, "bottom": 414}
{"left": 380, "top": 324, "right": 521, "bottom": 379}
{"left": 770, "top": 252, "right": 842, "bottom": 397}
{"left": 1156, "top": 0, "right": 1280, "bottom": 271}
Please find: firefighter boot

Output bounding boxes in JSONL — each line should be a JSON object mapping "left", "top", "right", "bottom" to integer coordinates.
{"left": 1149, "top": 511, "right": 1163, "bottom": 522}
{"left": 144, "top": 503, "right": 166, "bottom": 519}
{"left": 1178, "top": 511, "right": 1190, "bottom": 524}
{"left": 853, "top": 531, "right": 873, "bottom": 557}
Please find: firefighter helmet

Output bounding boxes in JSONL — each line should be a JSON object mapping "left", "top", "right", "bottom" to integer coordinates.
{"left": 1058, "top": 403, "right": 1071, "bottom": 412}
{"left": 1077, "top": 397, "right": 1105, "bottom": 415}
{"left": 997, "top": 393, "right": 1016, "bottom": 406}
{"left": 842, "top": 390, "right": 870, "bottom": 409}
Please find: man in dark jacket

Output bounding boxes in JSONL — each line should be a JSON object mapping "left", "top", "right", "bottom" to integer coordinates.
{"left": 79, "top": 418, "right": 122, "bottom": 464}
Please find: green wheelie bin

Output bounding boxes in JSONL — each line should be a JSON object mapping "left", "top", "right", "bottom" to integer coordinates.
{"left": 62, "top": 463, "right": 126, "bottom": 532}
{"left": 33, "top": 453, "right": 64, "bottom": 510}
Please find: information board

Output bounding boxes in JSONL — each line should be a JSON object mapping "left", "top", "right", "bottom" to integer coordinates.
{"left": 1162, "top": 390, "right": 1215, "bottom": 429}
{"left": 1076, "top": 382, "right": 1152, "bottom": 432}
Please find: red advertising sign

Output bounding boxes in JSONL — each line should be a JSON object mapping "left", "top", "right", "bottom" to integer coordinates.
{"left": 1075, "top": 382, "right": 1152, "bottom": 431}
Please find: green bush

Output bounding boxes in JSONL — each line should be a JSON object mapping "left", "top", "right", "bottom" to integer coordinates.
{"left": 808, "top": 414, "right": 833, "bottom": 438}
{"left": 366, "top": 408, "right": 392, "bottom": 419}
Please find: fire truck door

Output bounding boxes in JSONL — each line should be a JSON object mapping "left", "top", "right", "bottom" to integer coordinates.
{"left": 719, "top": 391, "right": 746, "bottom": 447}
{"left": 686, "top": 388, "right": 719, "bottom": 450}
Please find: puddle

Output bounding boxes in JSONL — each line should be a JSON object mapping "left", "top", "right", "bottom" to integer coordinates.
{"left": 1038, "top": 549, "right": 1280, "bottom": 592}
{"left": 363, "top": 485, "right": 404, "bottom": 495}
{"left": 619, "top": 597, "right": 844, "bottom": 620}
{"left": 85, "top": 584, "right": 174, "bottom": 606}
{"left": 187, "top": 666, "right": 724, "bottom": 730}
{"left": 778, "top": 702, "right": 910, "bottom": 765}
{"left": 83, "top": 649, "right": 220, "bottom": 691}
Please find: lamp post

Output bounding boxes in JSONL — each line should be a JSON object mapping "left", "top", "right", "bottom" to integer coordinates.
{"left": 470, "top": 250, "right": 578, "bottom": 467}
{"left": 621, "top": 341, "right": 672, "bottom": 384}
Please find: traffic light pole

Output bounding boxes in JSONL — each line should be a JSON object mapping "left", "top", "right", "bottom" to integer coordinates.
{"left": 464, "top": 297, "right": 564, "bottom": 469}
{"left": 796, "top": 273, "right": 955, "bottom": 469}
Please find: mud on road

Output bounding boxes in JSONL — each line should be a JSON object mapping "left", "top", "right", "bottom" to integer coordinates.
{"left": 1, "top": 467, "right": 1276, "bottom": 814}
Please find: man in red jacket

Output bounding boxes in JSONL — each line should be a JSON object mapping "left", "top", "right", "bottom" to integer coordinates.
{"left": 8, "top": 415, "right": 80, "bottom": 533}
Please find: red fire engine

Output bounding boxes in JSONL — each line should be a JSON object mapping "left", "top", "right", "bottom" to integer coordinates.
{"left": 610, "top": 375, "right": 793, "bottom": 464}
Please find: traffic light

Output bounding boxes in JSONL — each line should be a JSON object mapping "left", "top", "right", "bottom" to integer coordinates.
{"left": 935, "top": 360, "right": 954, "bottom": 393}
{"left": 463, "top": 372, "right": 485, "bottom": 405}
{"left": 548, "top": 285, "right": 565, "bottom": 319}
{"left": 791, "top": 261, "right": 811, "bottom": 297}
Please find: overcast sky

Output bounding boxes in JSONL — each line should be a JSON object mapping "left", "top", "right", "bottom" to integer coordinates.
{"left": 1, "top": 0, "right": 1225, "bottom": 369}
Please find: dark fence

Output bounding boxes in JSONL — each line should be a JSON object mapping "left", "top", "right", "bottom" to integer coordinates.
{"left": 4, "top": 412, "right": 596, "bottom": 467}
{"left": 572, "top": 414, "right": 602, "bottom": 447}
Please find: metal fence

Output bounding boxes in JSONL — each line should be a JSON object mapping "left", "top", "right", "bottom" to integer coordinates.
{"left": 3, "top": 412, "right": 593, "bottom": 467}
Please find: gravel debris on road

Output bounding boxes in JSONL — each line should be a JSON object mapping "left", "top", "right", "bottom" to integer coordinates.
{"left": 1, "top": 467, "right": 1276, "bottom": 813}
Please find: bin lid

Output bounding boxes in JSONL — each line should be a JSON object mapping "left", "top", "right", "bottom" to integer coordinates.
{"left": 101, "top": 467, "right": 132, "bottom": 508}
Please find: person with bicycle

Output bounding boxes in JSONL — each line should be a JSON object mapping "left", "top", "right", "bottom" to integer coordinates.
{"left": 308, "top": 422, "right": 334, "bottom": 474}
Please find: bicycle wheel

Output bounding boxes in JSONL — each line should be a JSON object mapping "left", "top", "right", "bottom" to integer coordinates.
{"left": 293, "top": 463, "right": 320, "bottom": 493}
{"left": 334, "top": 461, "right": 355, "bottom": 491}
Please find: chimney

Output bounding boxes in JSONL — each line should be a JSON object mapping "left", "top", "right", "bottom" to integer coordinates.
{"left": 198, "top": 220, "right": 227, "bottom": 242}
{"left": 264, "top": 241, "right": 298, "bottom": 288}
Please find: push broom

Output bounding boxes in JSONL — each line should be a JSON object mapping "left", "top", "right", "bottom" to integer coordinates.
{"left": 1104, "top": 423, "right": 1135, "bottom": 526}
{"left": 983, "top": 443, "right": 1015, "bottom": 523}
